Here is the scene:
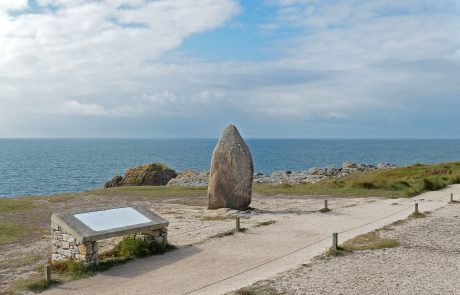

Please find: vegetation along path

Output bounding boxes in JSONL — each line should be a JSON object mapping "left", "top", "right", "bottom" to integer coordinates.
{"left": 44, "top": 185, "right": 458, "bottom": 295}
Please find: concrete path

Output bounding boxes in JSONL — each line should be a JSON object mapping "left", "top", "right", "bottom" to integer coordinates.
{"left": 45, "top": 186, "right": 459, "bottom": 295}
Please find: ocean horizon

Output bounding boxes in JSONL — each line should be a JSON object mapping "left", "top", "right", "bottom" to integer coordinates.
{"left": 1, "top": 138, "right": 460, "bottom": 198}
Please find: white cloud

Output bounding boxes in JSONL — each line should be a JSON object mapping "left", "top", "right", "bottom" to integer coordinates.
{"left": 60, "top": 100, "right": 109, "bottom": 115}
{"left": 0, "top": 0, "right": 459, "bottom": 137}
{"left": 0, "top": 0, "right": 28, "bottom": 10}
{"left": 0, "top": 0, "right": 240, "bottom": 132}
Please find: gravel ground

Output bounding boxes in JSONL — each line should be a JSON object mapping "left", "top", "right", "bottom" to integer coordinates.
{"left": 238, "top": 204, "right": 460, "bottom": 295}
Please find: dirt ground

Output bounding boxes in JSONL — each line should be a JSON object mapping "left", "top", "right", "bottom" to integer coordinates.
{"left": 229, "top": 202, "right": 460, "bottom": 295}
{"left": 0, "top": 186, "right": 456, "bottom": 294}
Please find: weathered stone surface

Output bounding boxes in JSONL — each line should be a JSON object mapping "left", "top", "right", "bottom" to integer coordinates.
{"left": 167, "top": 170, "right": 209, "bottom": 187}
{"left": 208, "top": 125, "right": 254, "bottom": 210}
{"left": 104, "top": 175, "right": 123, "bottom": 188}
{"left": 105, "top": 163, "right": 177, "bottom": 188}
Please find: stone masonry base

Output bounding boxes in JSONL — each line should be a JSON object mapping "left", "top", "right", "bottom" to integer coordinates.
{"left": 51, "top": 222, "right": 168, "bottom": 265}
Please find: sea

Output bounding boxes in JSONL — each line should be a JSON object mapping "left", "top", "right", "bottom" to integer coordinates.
{"left": 1, "top": 139, "right": 460, "bottom": 198}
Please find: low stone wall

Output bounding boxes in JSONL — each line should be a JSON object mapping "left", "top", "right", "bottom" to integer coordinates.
{"left": 51, "top": 222, "right": 168, "bottom": 265}
{"left": 51, "top": 223, "right": 99, "bottom": 264}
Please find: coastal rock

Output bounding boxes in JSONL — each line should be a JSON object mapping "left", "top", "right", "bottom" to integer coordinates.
{"left": 167, "top": 170, "right": 209, "bottom": 187}
{"left": 253, "top": 162, "right": 397, "bottom": 185}
{"left": 122, "top": 163, "right": 177, "bottom": 186}
{"left": 342, "top": 161, "right": 358, "bottom": 169}
{"left": 105, "top": 163, "right": 177, "bottom": 188}
{"left": 104, "top": 175, "right": 123, "bottom": 188}
{"left": 208, "top": 125, "right": 254, "bottom": 210}
{"left": 377, "top": 163, "right": 398, "bottom": 169}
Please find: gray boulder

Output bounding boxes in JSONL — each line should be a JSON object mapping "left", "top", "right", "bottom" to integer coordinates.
{"left": 104, "top": 175, "right": 123, "bottom": 188}
{"left": 208, "top": 125, "right": 254, "bottom": 210}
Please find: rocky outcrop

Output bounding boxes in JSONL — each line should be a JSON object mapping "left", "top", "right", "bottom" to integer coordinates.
{"left": 104, "top": 175, "right": 123, "bottom": 188}
{"left": 165, "top": 161, "right": 397, "bottom": 187}
{"left": 167, "top": 170, "right": 209, "bottom": 187}
{"left": 104, "top": 163, "right": 177, "bottom": 188}
{"left": 208, "top": 125, "right": 254, "bottom": 210}
{"left": 253, "top": 162, "right": 397, "bottom": 185}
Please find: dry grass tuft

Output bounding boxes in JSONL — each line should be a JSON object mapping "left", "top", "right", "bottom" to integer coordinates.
{"left": 256, "top": 220, "right": 276, "bottom": 227}
{"left": 201, "top": 215, "right": 231, "bottom": 222}
{"left": 342, "top": 232, "right": 400, "bottom": 251}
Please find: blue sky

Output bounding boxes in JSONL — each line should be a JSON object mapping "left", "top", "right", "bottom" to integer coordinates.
{"left": 0, "top": 0, "right": 459, "bottom": 138}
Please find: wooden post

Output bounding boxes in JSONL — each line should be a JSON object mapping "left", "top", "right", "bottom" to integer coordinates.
{"left": 44, "top": 264, "right": 51, "bottom": 284}
{"left": 450, "top": 193, "right": 454, "bottom": 203}
{"left": 236, "top": 217, "right": 241, "bottom": 232}
{"left": 332, "top": 233, "right": 338, "bottom": 250}
{"left": 415, "top": 203, "right": 419, "bottom": 214}
{"left": 324, "top": 200, "right": 328, "bottom": 210}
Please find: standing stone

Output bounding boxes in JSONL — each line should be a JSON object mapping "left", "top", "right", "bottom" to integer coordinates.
{"left": 208, "top": 125, "right": 254, "bottom": 209}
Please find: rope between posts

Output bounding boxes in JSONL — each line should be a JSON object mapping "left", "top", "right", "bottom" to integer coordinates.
{"left": 169, "top": 200, "right": 359, "bottom": 239}
{"left": 180, "top": 192, "right": 454, "bottom": 295}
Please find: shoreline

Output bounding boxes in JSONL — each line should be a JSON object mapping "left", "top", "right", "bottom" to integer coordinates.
{"left": 2, "top": 138, "right": 460, "bottom": 197}
{"left": 1, "top": 161, "right": 396, "bottom": 199}
{"left": 2, "top": 162, "right": 460, "bottom": 292}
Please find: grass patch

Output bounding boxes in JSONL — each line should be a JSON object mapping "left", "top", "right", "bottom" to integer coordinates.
{"left": 45, "top": 194, "right": 77, "bottom": 203}
{"left": 26, "top": 278, "right": 61, "bottom": 293}
{"left": 25, "top": 278, "right": 52, "bottom": 293}
{"left": 0, "top": 222, "right": 33, "bottom": 245}
{"left": 253, "top": 161, "right": 460, "bottom": 198}
{"left": 210, "top": 230, "right": 235, "bottom": 238}
{"left": 319, "top": 207, "right": 331, "bottom": 213}
{"left": 103, "top": 235, "right": 174, "bottom": 259}
{"left": 234, "top": 286, "right": 280, "bottom": 295}
{"left": 92, "top": 185, "right": 207, "bottom": 198}
{"left": 9, "top": 273, "right": 59, "bottom": 293}
{"left": 0, "top": 197, "right": 35, "bottom": 213}
{"left": 342, "top": 232, "right": 400, "bottom": 251}
{"left": 230, "top": 280, "right": 280, "bottom": 295}
{"left": 210, "top": 228, "right": 247, "bottom": 239}
{"left": 51, "top": 260, "right": 94, "bottom": 280}
{"left": 255, "top": 220, "right": 276, "bottom": 227}
{"left": 1, "top": 254, "right": 43, "bottom": 268}
{"left": 324, "top": 247, "right": 346, "bottom": 256}
{"left": 201, "top": 215, "right": 231, "bottom": 222}
{"left": 409, "top": 211, "right": 427, "bottom": 219}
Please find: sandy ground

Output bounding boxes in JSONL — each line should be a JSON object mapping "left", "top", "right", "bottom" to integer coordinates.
{"left": 41, "top": 185, "right": 458, "bottom": 295}
{"left": 234, "top": 200, "right": 460, "bottom": 295}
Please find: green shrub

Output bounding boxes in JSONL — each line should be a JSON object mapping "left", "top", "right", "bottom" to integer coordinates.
{"left": 389, "top": 181, "right": 411, "bottom": 191}
{"left": 51, "top": 260, "right": 93, "bottom": 279}
{"left": 449, "top": 175, "right": 460, "bottom": 184}
{"left": 351, "top": 181, "right": 377, "bottom": 189}
{"left": 423, "top": 178, "right": 445, "bottom": 191}
{"left": 109, "top": 235, "right": 172, "bottom": 258}
{"left": 25, "top": 278, "right": 50, "bottom": 293}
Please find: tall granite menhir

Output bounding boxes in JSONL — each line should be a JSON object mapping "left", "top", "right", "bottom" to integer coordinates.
{"left": 208, "top": 125, "right": 254, "bottom": 210}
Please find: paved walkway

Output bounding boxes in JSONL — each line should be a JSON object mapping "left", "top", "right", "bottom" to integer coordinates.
{"left": 45, "top": 186, "right": 459, "bottom": 295}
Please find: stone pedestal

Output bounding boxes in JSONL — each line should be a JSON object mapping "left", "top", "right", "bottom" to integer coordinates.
{"left": 50, "top": 205, "right": 169, "bottom": 265}
{"left": 51, "top": 222, "right": 99, "bottom": 265}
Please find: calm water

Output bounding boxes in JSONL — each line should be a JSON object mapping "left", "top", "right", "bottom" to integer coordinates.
{"left": 1, "top": 139, "right": 460, "bottom": 198}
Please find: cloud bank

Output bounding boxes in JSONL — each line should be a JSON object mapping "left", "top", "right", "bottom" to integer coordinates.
{"left": 0, "top": 0, "right": 459, "bottom": 138}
